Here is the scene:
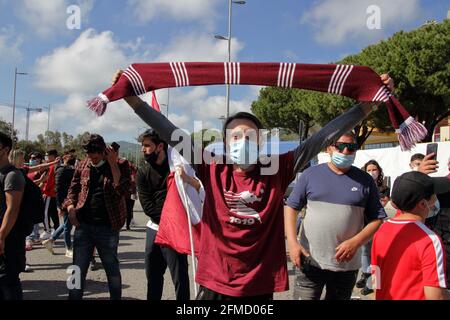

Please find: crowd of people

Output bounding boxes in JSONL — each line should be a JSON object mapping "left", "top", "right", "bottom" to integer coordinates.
{"left": 0, "top": 71, "right": 449, "bottom": 301}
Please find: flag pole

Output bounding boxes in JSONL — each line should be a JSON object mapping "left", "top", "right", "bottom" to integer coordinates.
{"left": 176, "top": 173, "right": 199, "bottom": 297}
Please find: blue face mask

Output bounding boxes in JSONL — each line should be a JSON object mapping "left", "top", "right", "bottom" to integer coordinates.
{"left": 29, "top": 159, "right": 38, "bottom": 166}
{"left": 331, "top": 152, "right": 355, "bottom": 169}
{"left": 425, "top": 200, "right": 440, "bottom": 219}
{"left": 229, "top": 139, "right": 258, "bottom": 169}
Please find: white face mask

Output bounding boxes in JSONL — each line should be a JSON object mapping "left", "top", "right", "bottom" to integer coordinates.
{"left": 369, "top": 171, "right": 379, "bottom": 180}
{"left": 91, "top": 159, "right": 105, "bottom": 168}
{"left": 425, "top": 199, "right": 440, "bottom": 219}
{"left": 229, "top": 139, "right": 258, "bottom": 169}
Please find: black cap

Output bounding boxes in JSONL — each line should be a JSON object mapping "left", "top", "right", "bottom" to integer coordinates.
{"left": 391, "top": 171, "right": 450, "bottom": 211}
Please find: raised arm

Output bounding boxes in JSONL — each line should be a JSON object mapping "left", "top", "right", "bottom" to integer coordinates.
{"left": 28, "top": 158, "right": 60, "bottom": 173}
{"left": 112, "top": 70, "right": 196, "bottom": 164}
{"left": 292, "top": 102, "right": 376, "bottom": 175}
{"left": 292, "top": 73, "right": 394, "bottom": 175}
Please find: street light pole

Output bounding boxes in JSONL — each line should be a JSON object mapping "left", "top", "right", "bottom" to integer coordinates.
{"left": 167, "top": 88, "right": 170, "bottom": 119}
{"left": 12, "top": 67, "right": 28, "bottom": 141}
{"left": 46, "top": 104, "right": 51, "bottom": 149}
{"left": 226, "top": 0, "right": 232, "bottom": 119}
{"left": 215, "top": 0, "right": 245, "bottom": 118}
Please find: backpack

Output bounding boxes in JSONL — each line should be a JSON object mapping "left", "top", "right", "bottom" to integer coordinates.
{"left": 0, "top": 165, "right": 45, "bottom": 236}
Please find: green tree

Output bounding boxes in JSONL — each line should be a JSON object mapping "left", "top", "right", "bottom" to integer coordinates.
{"left": 251, "top": 20, "right": 450, "bottom": 144}
{"left": 0, "top": 117, "right": 19, "bottom": 143}
{"left": 15, "top": 140, "right": 45, "bottom": 160}
{"left": 341, "top": 20, "right": 450, "bottom": 141}
{"left": 251, "top": 87, "right": 313, "bottom": 141}
{"left": 191, "top": 128, "right": 222, "bottom": 149}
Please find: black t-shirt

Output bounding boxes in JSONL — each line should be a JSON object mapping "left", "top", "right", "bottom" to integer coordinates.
{"left": 136, "top": 158, "right": 170, "bottom": 224}
{"left": 78, "top": 162, "right": 110, "bottom": 226}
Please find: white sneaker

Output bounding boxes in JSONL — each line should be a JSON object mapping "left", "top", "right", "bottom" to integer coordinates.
{"left": 42, "top": 239, "right": 55, "bottom": 254}
{"left": 24, "top": 264, "right": 33, "bottom": 272}
{"left": 39, "top": 231, "right": 51, "bottom": 240}
{"left": 65, "top": 249, "right": 73, "bottom": 258}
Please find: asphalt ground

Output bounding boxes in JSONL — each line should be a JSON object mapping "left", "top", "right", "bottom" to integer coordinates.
{"left": 20, "top": 201, "right": 372, "bottom": 300}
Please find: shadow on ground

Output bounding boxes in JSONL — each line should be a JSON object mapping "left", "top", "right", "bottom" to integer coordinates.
{"left": 22, "top": 279, "right": 131, "bottom": 300}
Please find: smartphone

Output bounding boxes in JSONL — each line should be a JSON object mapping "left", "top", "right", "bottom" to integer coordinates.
{"left": 426, "top": 143, "right": 438, "bottom": 160}
{"left": 111, "top": 142, "right": 120, "bottom": 152}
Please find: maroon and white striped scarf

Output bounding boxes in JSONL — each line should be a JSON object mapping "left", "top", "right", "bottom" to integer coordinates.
{"left": 88, "top": 62, "right": 427, "bottom": 150}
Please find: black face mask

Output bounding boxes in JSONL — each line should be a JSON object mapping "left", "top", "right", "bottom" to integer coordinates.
{"left": 144, "top": 151, "right": 159, "bottom": 165}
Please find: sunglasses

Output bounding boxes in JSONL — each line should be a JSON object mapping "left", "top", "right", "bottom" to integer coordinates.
{"left": 333, "top": 142, "right": 359, "bottom": 153}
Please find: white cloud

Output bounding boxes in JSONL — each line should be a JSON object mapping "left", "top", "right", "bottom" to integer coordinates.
{"left": 128, "top": 0, "right": 220, "bottom": 24}
{"left": 34, "top": 29, "right": 128, "bottom": 94}
{"left": 301, "top": 0, "right": 420, "bottom": 45}
{"left": 155, "top": 86, "right": 255, "bottom": 132}
{"left": 0, "top": 26, "right": 23, "bottom": 62}
{"left": 156, "top": 33, "right": 244, "bottom": 62}
{"left": 31, "top": 27, "right": 250, "bottom": 141}
{"left": 15, "top": 0, "right": 94, "bottom": 37}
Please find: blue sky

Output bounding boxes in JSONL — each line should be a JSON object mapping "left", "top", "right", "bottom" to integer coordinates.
{"left": 0, "top": 0, "right": 448, "bottom": 143}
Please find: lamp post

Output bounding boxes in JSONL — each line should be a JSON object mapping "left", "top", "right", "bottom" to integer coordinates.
{"left": 46, "top": 105, "right": 51, "bottom": 149}
{"left": 215, "top": 0, "right": 246, "bottom": 118}
{"left": 12, "top": 67, "right": 28, "bottom": 140}
{"left": 160, "top": 88, "right": 170, "bottom": 119}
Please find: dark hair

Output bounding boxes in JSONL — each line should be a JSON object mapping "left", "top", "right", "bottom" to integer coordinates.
{"left": 32, "top": 152, "right": 43, "bottom": 160}
{"left": 410, "top": 153, "right": 425, "bottom": 163}
{"left": 46, "top": 149, "right": 58, "bottom": 157}
{"left": 363, "top": 159, "right": 385, "bottom": 188}
{"left": 138, "top": 129, "right": 168, "bottom": 150}
{"left": 67, "top": 157, "right": 76, "bottom": 166}
{"left": 379, "top": 186, "right": 390, "bottom": 198}
{"left": 222, "top": 112, "right": 264, "bottom": 138}
{"left": 340, "top": 131, "right": 357, "bottom": 143}
{"left": 82, "top": 134, "right": 106, "bottom": 153}
{"left": 0, "top": 131, "right": 13, "bottom": 154}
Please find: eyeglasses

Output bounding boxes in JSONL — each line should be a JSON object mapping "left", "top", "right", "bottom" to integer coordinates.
{"left": 333, "top": 142, "right": 359, "bottom": 153}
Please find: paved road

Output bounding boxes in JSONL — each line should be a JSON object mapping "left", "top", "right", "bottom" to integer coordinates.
{"left": 20, "top": 202, "right": 371, "bottom": 300}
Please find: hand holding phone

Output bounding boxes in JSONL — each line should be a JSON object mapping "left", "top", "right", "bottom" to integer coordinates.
{"left": 111, "top": 142, "right": 120, "bottom": 152}
{"left": 426, "top": 143, "right": 438, "bottom": 161}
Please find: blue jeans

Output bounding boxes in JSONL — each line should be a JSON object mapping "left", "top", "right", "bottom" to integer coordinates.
{"left": 51, "top": 213, "right": 72, "bottom": 249}
{"left": 361, "top": 240, "right": 372, "bottom": 274}
{"left": 68, "top": 223, "right": 121, "bottom": 300}
{"left": 26, "top": 224, "right": 40, "bottom": 241}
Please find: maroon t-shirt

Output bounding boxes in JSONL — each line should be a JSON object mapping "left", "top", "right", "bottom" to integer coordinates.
{"left": 195, "top": 152, "right": 295, "bottom": 297}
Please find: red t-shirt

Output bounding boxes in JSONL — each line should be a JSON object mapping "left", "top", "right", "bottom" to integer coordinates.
{"left": 371, "top": 219, "right": 447, "bottom": 300}
{"left": 194, "top": 152, "right": 294, "bottom": 297}
{"left": 42, "top": 165, "right": 56, "bottom": 197}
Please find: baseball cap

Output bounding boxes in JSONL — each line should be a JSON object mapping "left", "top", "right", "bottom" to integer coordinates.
{"left": 391, "top": 171, "right": 450, "bottom": 211}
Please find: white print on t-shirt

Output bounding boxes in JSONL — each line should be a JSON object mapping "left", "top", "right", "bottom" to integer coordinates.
{"left": 370, "top": 265, "right": 381, "bottom": 290}
{"left": 224, "top": 189, "right": 263, "bottom": 224}
{"left": 351, "top": 187, "right": 358, "bottom": 192}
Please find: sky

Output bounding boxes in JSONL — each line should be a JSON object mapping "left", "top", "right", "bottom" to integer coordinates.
{"left": 0, "top": 0, "right": 448, "bottom": 143}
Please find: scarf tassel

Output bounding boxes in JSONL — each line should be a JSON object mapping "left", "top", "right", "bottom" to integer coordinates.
{"left": 87, "top": 94, "right": 109, "bottom": 117}
{"left": 387, "top": 97, "right": 428, "bottom": 151}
